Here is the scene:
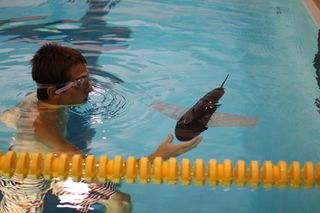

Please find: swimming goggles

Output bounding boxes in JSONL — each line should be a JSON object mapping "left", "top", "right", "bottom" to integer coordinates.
{"left": 36, "top": 76, "right": 90, "bottom": 95}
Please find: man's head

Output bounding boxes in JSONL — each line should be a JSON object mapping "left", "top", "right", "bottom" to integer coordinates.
{"left": 31, "top": 43, "right": 93, "bottom": 105}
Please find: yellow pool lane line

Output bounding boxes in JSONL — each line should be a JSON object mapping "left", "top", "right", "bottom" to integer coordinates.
{"left": 304, "top": 0, "right": 320, "bottom": 27}
{"left": 0, "top": 151, "right": 320, "bottom": 190}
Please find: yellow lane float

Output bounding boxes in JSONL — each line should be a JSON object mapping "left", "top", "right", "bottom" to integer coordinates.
{"left": 0, "top": 151, "right": 319, "bottom": 189}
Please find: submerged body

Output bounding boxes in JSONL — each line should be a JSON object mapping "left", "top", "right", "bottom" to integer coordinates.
{"left": 1, "top": 92, "right": 67, "bottom": 155}
{"left": 0, "top": 93, "right": 129, "bottom": 213}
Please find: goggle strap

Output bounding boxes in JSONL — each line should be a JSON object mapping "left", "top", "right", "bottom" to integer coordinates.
{"left": 36, "top": 82, "right": 74, "bottom": 94}
{"left": 55, "top": 82, "right": 74, "bottom": 94}
{"left": 36, "top": 77, "right": 88, "bottom": 94}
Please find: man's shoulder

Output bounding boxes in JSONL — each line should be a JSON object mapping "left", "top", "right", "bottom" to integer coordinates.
{"left": 21, "top": 92, "right": 37, "bottom": 107}
{"left": 0, "top": 91, "right": 38, "bottom": 129}
{"left": 25, "top": 91, "right": 37, "bottom": 100}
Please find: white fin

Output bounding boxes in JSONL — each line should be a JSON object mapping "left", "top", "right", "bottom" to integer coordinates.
{"left": 149, "top": 101, "right": 186, "bottom": 120}
{"left": 150, "top": 101, "right": 257, "bottom": 127}
{"left": 207, "top": 112, "right": 257, "bottom": 126}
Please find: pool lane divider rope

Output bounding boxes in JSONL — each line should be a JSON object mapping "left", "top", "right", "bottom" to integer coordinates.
{"left": 0, "top": 151, "right": 318, "bottom": 189}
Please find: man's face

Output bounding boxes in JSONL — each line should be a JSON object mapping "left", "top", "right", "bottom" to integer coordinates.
{"left": 57, "top": 63, "right": 93, "bottom": 106}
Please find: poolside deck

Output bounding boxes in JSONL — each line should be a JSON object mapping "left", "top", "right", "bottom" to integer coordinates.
{"left": 305, "top": 0, "right": 320, "bottom": 27}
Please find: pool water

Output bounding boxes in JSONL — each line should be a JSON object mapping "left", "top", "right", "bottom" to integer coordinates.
{"left": 0, "top": 0, "right": 320, "bottom": 212}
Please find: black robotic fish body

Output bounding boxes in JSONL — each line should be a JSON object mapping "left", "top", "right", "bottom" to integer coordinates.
{"left": 175, "top": 87, "right": 225, "bottom": 141}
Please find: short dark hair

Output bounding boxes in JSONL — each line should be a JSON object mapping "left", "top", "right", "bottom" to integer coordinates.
{"left": 31, "top": 43, "right": 87, "bottom": 100}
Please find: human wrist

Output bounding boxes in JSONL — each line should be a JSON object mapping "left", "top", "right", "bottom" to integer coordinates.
{"left": 147, "top": 152, "right": 157, "bottom": 162}
{"left": 148, "top": 150, "right": 169, "bottom": 162}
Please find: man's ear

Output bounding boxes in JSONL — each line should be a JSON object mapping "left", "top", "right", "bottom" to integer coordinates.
{"left": 47, "top": 87, "right": 57, "bottom": 99}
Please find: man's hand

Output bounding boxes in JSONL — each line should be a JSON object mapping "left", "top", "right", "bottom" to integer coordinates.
{"left": 148, "top": 134, "right": 202, "bottom": 161}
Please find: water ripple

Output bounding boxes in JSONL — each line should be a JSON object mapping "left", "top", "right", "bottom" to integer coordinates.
{"left": 69, "top": 82, "right": 128, "bottom": 125}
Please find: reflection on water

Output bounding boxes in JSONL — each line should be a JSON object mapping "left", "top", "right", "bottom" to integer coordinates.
{"left": 69, "top": 84, "right": 127, "bottom": 123}
{"left": 0, "top": 0, "right": 131, "bottom": 83}
{"left": 0, "top": 0, "right": 132, "bottom": 212}
{"left": 0, "top": 176, "right": 50, "bottom": 212}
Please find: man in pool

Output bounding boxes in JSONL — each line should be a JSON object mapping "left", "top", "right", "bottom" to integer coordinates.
{"left": 0, "top": 43, "right": 202, "bottom": 212}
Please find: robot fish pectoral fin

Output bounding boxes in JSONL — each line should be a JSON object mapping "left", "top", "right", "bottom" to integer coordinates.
{"left": 207, "top": 112, "right": 257, "bottom": 127}
{"left": 149, "top": 101, "right": 187, "bottom": 120}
